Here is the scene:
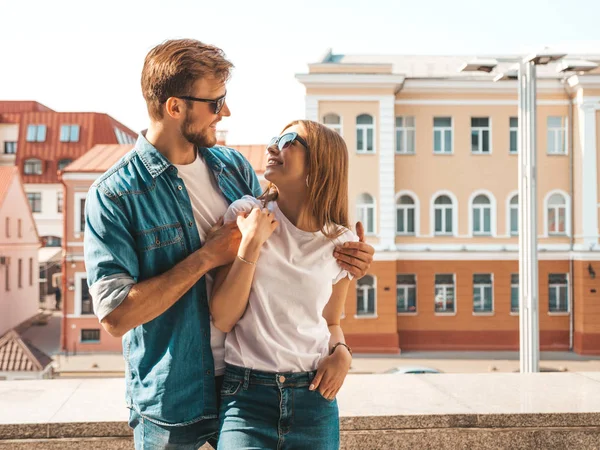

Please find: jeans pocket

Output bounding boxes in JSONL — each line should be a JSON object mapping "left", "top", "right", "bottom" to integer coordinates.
{"left": 316, "top": 390, "right": 336, "bottom": 403}
{"left": 221, "top": 379, "right": 243, "bottom": 397}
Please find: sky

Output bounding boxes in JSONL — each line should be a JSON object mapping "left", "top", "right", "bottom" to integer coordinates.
{"left": 1, "top": 0, "right": 600, "bottom": 144}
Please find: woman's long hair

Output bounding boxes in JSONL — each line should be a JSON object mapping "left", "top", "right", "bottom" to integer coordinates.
{"left": 259, "top": 120, "right": 350, "bottom": 239}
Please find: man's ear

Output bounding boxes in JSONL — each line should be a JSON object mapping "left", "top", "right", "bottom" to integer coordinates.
{"left": 164, "top": 97, "right": 184, "bottom": 119}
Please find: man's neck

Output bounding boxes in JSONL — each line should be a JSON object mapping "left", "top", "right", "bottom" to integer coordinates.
{"left": 145, "top": 122, "right": 196, "bottom": 165}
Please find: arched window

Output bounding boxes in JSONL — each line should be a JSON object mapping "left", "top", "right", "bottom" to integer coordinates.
{"left": 356, "top": 193, "right": 375, "bottom": 234}
{"left": 396, "top": 195, "right": 415, "bottom": 235}
{"left": 434, "top": 195, "right": 453, "bottom": 235}
{"left": 356, "top": 114, "right": 374, "bottom": 153}
{"left": 322, "top": 113, "right": 342, "bottom": 134}
{"left": 357, "top": 275, "right": 376, "bottom": 316}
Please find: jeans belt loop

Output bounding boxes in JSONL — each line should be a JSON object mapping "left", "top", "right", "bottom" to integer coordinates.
{"left": 243, "top": 368, "right": 251, "bottom": 390}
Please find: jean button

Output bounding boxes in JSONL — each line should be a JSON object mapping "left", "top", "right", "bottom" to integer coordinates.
{"left": 188, "top": 221, "right": 193, "bottom": 227}
{"left": 279, "top": 375, "right": 285, "bottom": 383}
{"left": 178, "top": 185, "right": 183, "bottom": 191}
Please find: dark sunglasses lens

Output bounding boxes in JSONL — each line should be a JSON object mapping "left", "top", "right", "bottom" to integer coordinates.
{"left": 214, "top": 97, "right": 225, "bottom": 114}
{"left": 278, "top": 134, "right": 295, "bottom": 151}
{"left": 268, "top": 137, "right": 278, "bottom": 148}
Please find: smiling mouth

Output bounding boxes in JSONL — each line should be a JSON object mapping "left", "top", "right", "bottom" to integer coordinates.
{"left": 266, "top": 159, "right": 282, "bottom": 166}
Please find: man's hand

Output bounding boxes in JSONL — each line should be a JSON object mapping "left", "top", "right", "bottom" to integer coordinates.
{"left": 333, "top": 221, "right": 374, "bottom": 278}
{"left": 203, "top": 218, "right": 242, "bottom": 268}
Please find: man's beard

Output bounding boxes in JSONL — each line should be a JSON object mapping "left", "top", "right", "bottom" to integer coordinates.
{"left": 181, "top": 112, "right": 216, "bottom": 148}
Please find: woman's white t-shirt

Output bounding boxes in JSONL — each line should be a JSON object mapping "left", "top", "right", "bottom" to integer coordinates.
{"left": 221, "top": 196, "right": 358, "bottom": 373}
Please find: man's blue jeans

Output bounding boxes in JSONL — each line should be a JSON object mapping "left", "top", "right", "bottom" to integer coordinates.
{"left": 217, "top": 364, "right": 340, "bottom": 450}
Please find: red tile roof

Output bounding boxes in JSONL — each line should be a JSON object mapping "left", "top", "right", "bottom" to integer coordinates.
{"left": 14, "top": 112, "right": 137, "bottom": 184}
{"left": 233, "top": 144, "right": 268, "bottom": 174}
{"left": 0, "top": 330, "right": 53, "bottom": 372}
{"left": 0, "top": 167, "right": 18, "bottom": 209}
{"left": 63, "top": 144, "right": 134, "bottom": 173}
{"left": 0, "top": 101, "right": 53, "bottom": 114}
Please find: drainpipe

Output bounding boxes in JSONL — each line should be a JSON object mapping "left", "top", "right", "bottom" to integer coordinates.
{"left": 563, "top": 80, "right": 575, "bottom": 351}
{"left": 60, "top": 174, "right": 68, "bottom": 353}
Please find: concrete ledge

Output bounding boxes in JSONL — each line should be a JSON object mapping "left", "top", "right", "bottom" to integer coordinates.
{"left": 2, "top": 373, "right": 600, "bottom": 449}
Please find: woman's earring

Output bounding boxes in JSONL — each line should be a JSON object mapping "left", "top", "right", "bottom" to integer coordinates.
{"left": 306, "top": 176, "right": 309, "bottom": 187}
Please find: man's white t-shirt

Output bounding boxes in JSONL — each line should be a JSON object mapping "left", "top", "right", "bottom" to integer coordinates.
{"left": 222, "top": 196, "right": 358, "bottom": 373}
{"left": 174, "top": 153, "right": 229, "bottom": 376}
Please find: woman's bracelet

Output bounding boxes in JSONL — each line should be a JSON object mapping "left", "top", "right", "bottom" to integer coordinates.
{"left": 330, "top": 342, "right": 352, "bottom": 357}
{"left": 237, "top": 255, "right": 257, "bottom": 266}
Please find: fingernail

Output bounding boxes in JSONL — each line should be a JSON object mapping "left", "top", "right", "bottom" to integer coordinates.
{"left": 309, "top": 384, "right": 315, "bottom": 390}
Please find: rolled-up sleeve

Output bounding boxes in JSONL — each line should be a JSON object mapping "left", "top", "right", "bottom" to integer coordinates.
{"left": 84, "top": 185, "right": 139, "bottom": 322}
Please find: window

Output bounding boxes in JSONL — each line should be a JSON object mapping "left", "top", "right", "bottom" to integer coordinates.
{"left": 29, "top": 258, "right": 33, "bottom": 286}
{"left": 81, "top": 277, "right": 93, "bottom": 314}
{"left": 322, "top": 113, "right": 342, "bottom": 134}
{"left": 27, "top": 193, "right": 42, "bottom": 213}
{"left": 548, "top": 274, "right": 568, "bottom": 313}
{"left": 510, "top": 117, "right": 518, "bottom": 153}
{"left": 4, "top": 262, "right": 9, "bottom": 292}
{"left": 471, "top": 117, "right": 491, "bottom": 153}
{"left": 5, "top": 217, "right": 8, "bottom": 238}
{"left": 44, "top": 236, "right": 62, "bottom": 247}
{"left": 511, "top": 274, "right": 519, "bottom": 313}
{"left": 472, "top": 194, "right": 492, "bottom": 235}
{"left": 356, "top": 114, "right": 374, "bottom": 153}
{"left": 114, "top": 127, "right": 136, "bottom": 145}
{"left": 434, "top": 274, "right": 455, "bottom": 313}
{"left": 74, "top": 193, "right": 87, "bottom": 234}
{"left": 58, "top": 159, "right": 73, "bottom": 171}
{"left": 547, "top": 193, "right": 567, "bottom": 235}
{"left": 397, "top": 274, "right": 416, "bottom": 313}
{"left": 396, "top": 195, "right": 415, "bottom": 235}
{"left": 81, "top": 329, "right": 100, "bottom": 343}
{"left": 4, "top": 142, "right": 16, "bottom": 154}
{"left": 433, "top": 117, "right": 452, "bottom": 153}
{"left": 24, "top": 158, "right": 43, "bottom": 175}
{"left": 395, "top": 116, "right": 415, "bottom": 154}
{"left": 547, "top": 116, "right": 567, "bottom": 155}
{"left": 57, "top": 191, "right": 63, "bottom": 213}
{"left": 60, "top": 125, "right": 80, "bottom": 142}
{"left": 26, "top": 125, "right": 47, "bottom": 142}
{"left": 473, "top": 274, "right": 493, "bottom": 313}
{"left": 510, "top": 195, "right": 518, "bottom": 236}
{"left": 357, "top": 275, "right": 376, "bottom": 316}
{"left": 356, "top": 193, "right": 375, "bottom": 235}
{"left": 434, "top": 195, "right": 453, "bottom": 235}
{"left": 17, "top": 259, "right": 22, "bottom": 288}
{"left": 18, "top": 219, "right": 21, "bottom": 238}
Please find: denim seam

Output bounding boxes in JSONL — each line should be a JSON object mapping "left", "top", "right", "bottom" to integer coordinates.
{"left": 131, "top": 405, "right": 217, "bottom": 427}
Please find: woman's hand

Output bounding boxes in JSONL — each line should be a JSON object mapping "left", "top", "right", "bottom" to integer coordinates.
{"left": 309, "top": 347, "right": 352, "bottom": 400}
{"left": 237, "top": 207, "right": 278, "bottom": 246}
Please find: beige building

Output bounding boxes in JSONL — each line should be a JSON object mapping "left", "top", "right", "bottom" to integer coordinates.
{"left": 297, "top": 51, "right": 600, "bottom": 355}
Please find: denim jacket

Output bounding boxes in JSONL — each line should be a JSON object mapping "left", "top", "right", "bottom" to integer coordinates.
{"left": 84, "top": 134, "right": 262, "bottom": 425}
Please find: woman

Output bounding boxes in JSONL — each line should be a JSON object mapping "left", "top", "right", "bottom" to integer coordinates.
{"left": 210, "top": 120, "right": 355, "bottom": 449}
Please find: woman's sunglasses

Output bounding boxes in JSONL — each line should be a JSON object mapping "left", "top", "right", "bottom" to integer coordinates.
{"left": 176, "top": 92, "right": 227, "bottom": 114}
{"left": 267, "top": 132, "right": 309, "bottom": 152}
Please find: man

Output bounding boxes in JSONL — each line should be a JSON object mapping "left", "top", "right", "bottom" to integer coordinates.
{"left": 84, "top": 39, "right": 374, "bottom": 449}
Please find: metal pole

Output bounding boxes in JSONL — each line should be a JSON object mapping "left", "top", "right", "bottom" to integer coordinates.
{"left": 519, "top": 61, "right": 540, "bottom": 373}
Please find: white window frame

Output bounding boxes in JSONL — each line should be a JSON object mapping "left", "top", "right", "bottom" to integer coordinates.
{"left": 27, "top": 192, "right": 42, "bottom": 213}
{"left": 397, "top": 274, "right": 417, "bottom": 314}
{"left": 471, "top": 117, "right": 492, "bottom": 154}
{"left": 548, "top": 273, "right": 569, "bottom": 314}
{"left": 356, "top": 193, "right": 376, "bottom": 236}
{"left": 434, "top": 274, "right": 456, "bottom": 315}
{"left": 468, "top": 190, "right": 496, "bottom": 237}
{"left": 395, "top": 191, "right": 419, "bottom": 236}
{"left": 544, "top": 190, "right": 570, "bottom": 237}
{"left": 60, "top": 124, "right": 80, "bottom": 143}
{"left": 510, "top": 273, "right": 519, "bottom": 315}
{"left": 433, "top": 117, "right": 453, "bottom": 154}
{"left": 322, "top": 113, "right": 342, "bottom": 135}
{"left": 431, "top": 191, "right": 458, "bottom": 236}
{"left": 26, "top": 124, "right": 46, "bottom": 142}
{"left": 74, "top": 192, "right": 87, "bottom": 237}
{"left": 74, "top": 272, "right": 94, "bottom": 316}
{"left": 356, "top": 275, "right": 377, "bottom": 318}
{"left": 509, "top": 117, "right": 518, "bottom": 154}
{"left": 473, "top": 274, "right": 494, "bottom": 314}
{"left": 356, "top": 114, "right": 375, "bottom": 154}
{"left": 24, "top": 158, "right": 43, "bottom": 175}
{"left": 547, "top": 116, "right": 567, "bottom": 155}
{"left": 395, "top": 116, "right": 416, "bottom": 154}
{"left": 507, "top": 192, "right": 519, "bottom": 237}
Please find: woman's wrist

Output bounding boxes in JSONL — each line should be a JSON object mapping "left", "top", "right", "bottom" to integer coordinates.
{"left": 238, "top": 236, "right": 262, "bottom": 262}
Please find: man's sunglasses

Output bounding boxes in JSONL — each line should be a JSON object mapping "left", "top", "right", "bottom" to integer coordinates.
{"left": 267, "top": 132, "right": 309, "bottom": 152}
{"left": 176, "top": 92, "right": 227, "bottom": 114}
